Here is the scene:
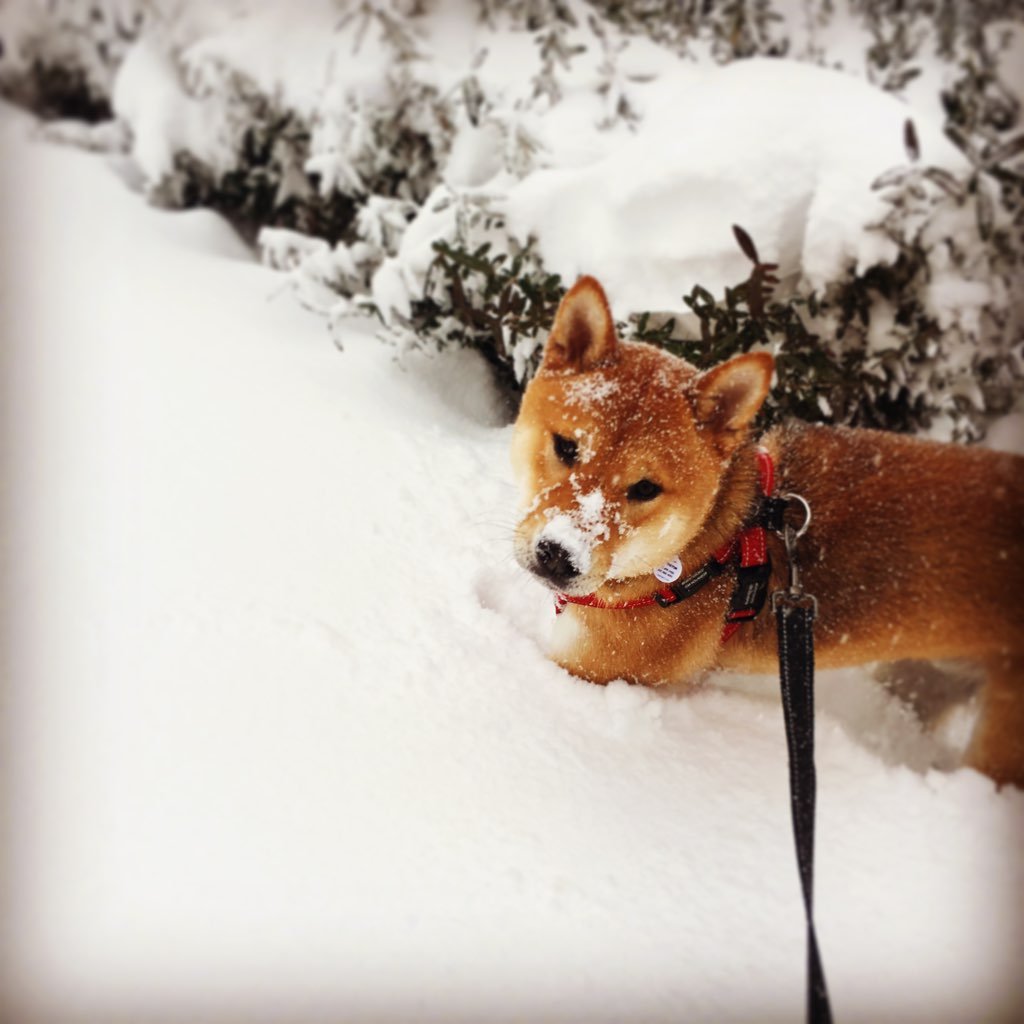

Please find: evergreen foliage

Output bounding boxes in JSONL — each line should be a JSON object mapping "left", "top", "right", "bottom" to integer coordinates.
{"left": 152, "top": 79, "right": 356, "bottom": 244}
{"left": 586, "top": 0, "right": 789, "bottom": 60}
{"left": 413, "top": 235, "right": 567, "bottom": 392}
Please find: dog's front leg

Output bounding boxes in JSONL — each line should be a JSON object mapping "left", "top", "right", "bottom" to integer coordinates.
{"left": 550, "top": 601, "right": 725, "bottom": 688}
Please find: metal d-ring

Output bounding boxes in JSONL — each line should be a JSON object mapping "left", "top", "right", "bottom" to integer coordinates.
{"left": 771, "top": 491, "right": 817, "bottom": 618}
{"left": 780, "top": 492, "right": 812, "bottom": 539}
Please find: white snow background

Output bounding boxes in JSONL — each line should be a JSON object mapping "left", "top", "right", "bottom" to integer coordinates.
{"left": 2, "top": 20, "right": 1024, "bottom": 1024}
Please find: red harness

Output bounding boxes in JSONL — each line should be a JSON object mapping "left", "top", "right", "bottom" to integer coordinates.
{"left": 555, "top": 450, "right": 778, "bottom": 643}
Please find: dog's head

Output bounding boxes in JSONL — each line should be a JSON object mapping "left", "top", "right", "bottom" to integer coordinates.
{"left": 512, "top": 276, "right": 773, "bottom": 595}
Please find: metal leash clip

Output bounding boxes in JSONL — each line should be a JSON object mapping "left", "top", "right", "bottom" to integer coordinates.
{"left": 771, "top": 492, "right": 818, "bottom": 619}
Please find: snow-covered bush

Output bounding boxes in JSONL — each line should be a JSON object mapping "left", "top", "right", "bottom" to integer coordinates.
{"left": 0, "top": 0, "right": 147, "bottom": 120}
{"left": 831, "top": 110, "right": 1024, "bottom": 438}
{"left": 409, "top": 232, "right": 566, "bottom": 392}
{"left": 3, "top": 0, "right": 1022, "bottom": 438}
{"left": 617, "top": 99, "right": 1024, "bottom": 439}
{"left": 148, "top": 73, "right": 354, "bottom": 243}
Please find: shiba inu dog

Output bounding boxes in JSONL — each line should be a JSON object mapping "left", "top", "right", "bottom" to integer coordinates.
{"left": 512, "top": 276, "right": 1024, "bottom": 786}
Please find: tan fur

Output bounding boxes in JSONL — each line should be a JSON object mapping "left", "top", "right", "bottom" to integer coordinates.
{"left": 513, "top": 276, "right": 1024, "bottom": 787}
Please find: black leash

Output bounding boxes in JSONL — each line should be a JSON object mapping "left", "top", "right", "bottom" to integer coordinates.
{"left": 772, "top": 498, "right": 833, "bottom": 1024}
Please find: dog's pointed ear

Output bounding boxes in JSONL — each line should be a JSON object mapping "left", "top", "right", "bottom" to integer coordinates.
{"left": 542, "top": 276, "right": 618, "bottom": 372}
{"left": 692, "top": 352, "right": 774, "bottom": 448}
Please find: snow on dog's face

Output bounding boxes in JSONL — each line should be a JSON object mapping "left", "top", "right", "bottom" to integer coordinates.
{"left": 512, "top": 276, "right": 772, "bottom": 596}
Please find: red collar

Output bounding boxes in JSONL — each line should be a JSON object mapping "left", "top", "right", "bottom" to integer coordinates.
{"left": 555, "top": 449, "right": 777, "bottom": 643}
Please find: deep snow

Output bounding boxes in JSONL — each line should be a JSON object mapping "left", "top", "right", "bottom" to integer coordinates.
{"left": 2, "top": 101, "right": 1023, "bottom": 1023}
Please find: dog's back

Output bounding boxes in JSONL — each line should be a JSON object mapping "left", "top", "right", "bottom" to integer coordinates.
{"left": 748, "top": 422, "right": 1024, "bottom": 785}
{"left": 769, "top": 422, "right": 1024, "bottom": 666}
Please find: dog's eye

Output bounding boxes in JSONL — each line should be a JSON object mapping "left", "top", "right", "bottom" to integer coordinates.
{"left": 627, "top": 478, "right": 662, "bottom": 502}
{"left": 553, "top": 433, "right": 578, "bottom": 466}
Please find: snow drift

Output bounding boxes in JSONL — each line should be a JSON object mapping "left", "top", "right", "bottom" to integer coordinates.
{"left": 2, "top": 96, "right": 1023, "bottom": 1024}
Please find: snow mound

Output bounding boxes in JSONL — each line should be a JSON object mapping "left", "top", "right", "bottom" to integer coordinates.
{"left": 505, "top": 58, "right": 964, "bottom": 313}
{"left": 112, "top": 35, "right": 234, "bottom": 185}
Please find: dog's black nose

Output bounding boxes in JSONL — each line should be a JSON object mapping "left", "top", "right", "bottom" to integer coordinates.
{"left": 534, "top": 538, "right": 579, "bottom": 584}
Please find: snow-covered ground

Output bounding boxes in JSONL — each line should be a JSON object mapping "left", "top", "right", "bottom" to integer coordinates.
{"left": 2, "top": 100, "right": 1023, "bottom": 1023}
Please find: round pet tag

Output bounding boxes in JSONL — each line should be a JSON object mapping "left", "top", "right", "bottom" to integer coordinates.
{"left": 653, "top": 557, "right": 683, "bottom": 584}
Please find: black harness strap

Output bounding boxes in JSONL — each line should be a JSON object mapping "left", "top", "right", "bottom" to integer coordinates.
{"left": 776, "top": 599, "right": 833, "bottom": 1024}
